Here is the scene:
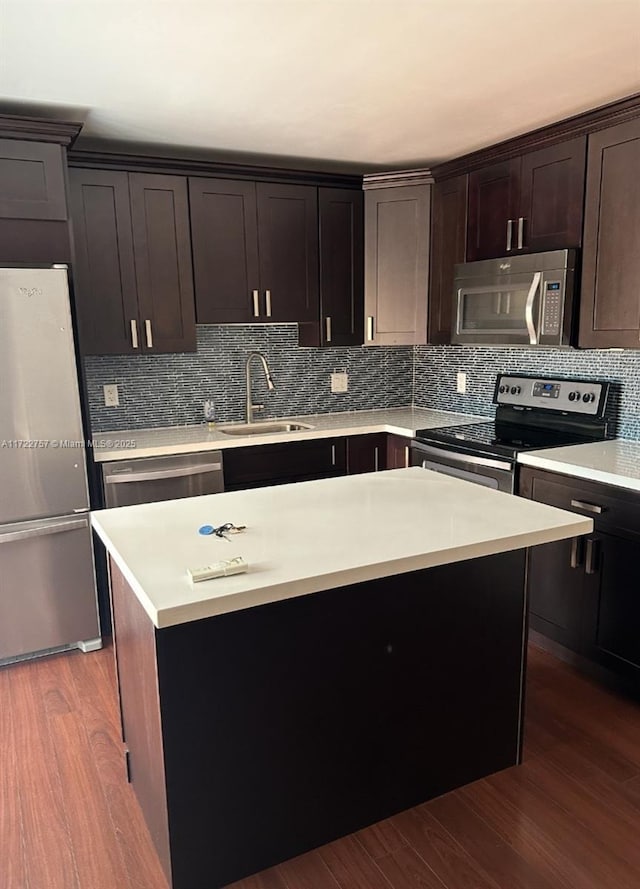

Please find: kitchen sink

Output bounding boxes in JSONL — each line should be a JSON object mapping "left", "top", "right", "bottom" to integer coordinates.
{"left": 218, "top": 422, "right": 314, "bottom": 436}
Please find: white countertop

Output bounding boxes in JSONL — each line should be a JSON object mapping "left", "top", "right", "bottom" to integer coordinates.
{"left": 91, "top": 467, "right": 592, "bottom": 629}
{"left": 92, "top": 407, "right": 489, "bottom": 462}
{"left": 518, "top": 439, "right": 640, "bottom": 494}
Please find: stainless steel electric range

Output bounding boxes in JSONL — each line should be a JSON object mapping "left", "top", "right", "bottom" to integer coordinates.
{"left": 411, "top": 374, "right": 612, "bottom": 494}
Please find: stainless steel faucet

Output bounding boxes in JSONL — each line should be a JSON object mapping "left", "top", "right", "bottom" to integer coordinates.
{"left": 245, "top": 351, "right": 275, "bottom": 424}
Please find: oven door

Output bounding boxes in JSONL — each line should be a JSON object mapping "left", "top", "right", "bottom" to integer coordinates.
{"left": 410, "top": 442, "right": 515, "bottom": 494}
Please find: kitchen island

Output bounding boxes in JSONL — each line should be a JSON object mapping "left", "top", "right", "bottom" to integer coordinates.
{"left": 92, "top": 468, "right": 592, "bottom": 889}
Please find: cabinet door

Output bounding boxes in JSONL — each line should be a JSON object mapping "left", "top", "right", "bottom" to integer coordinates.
{"left": 347, "top": 434, "right": 387, "bottom": 475}
{"left": 583, "top": 532, "right": 640, "bottom": 678}
{"left": 467, "top": 160, "right": 520, "bottom": 261}
{"left": 256, "top": 183, "right": 319, "bottom": 323}
{"left": 69, "top": 168, "right": 139, "bottom": 355}
{"left": 189, "top": 178, "right": 260, "bottom": 324}
{"left": 579, "top": 118, "right": 640, "bottom": 349}
{"left": 527, "top": 538, "right": 586, "bottom": 652}
{"left": 224, "top": 438, "right": 347, "bottom": 491}
{"left": 129, "top": 174, "right": 196, "bottom": 353}
{"left": 519, "top": 138, "right": 586, "bottom": 252}
{"left": 0, "top": 139, "right": 67, "bottom": 220}
{"left": 364, "top": 185, "right": 430, "bottom": 346}
{"left": 317, "top": 187, "right": 363, "bottom": 346}
{"left": 386, "top": 434, "right": 411, "bottom": 470}
{"left": 428, "top": 175, "right": 467, "bottom": 344}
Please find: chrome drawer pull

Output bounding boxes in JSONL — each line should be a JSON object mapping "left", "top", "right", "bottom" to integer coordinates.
{"left": 585, "top": 538, "right": 598, "bottom": 575}
{"left": 252, "top": 290, "right": 260, "bottom": 317}
{"left": 571, "top": 499, "right": 605, "bottom": 515}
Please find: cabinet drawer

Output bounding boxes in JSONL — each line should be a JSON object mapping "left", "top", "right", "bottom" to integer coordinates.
{"left": 519, "top": 467, "right": 640, "bottom": 537}
{"left": 224, "top": 438, "right": 347, "bottom": 490}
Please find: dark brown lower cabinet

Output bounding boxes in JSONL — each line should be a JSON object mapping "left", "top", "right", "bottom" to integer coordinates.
{"left": 519, "top": 466, "right": 640, "bottom": 686}
{"left": 346, "top": 433, "right": 387, "bottom": 474}
{"left": 110, "top": 545, "right": 527, "bottom": 889}
{"left": 223, "top": 437, "right": 347, "bottom": 490}
{"left": 386, "top": 434, "right": 412, "bottom": 469}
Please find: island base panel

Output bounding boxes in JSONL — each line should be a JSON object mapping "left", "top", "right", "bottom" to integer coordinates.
{"left": 110, "top": 551, "right": 527, "bottom": 889}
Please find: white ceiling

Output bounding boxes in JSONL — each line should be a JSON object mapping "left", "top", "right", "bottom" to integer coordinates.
{"left": 2, "top": 0, "right": 640, "bottom": 170}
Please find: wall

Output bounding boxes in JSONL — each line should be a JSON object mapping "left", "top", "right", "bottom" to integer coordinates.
{"left": 84, "top": 324, "right": 413, "bottom": 432}
{"left": 83, "top": 327, "right": 640, "bottom": 440}
{"left": 414, "top": 345, "right": 640, "bottom": 439}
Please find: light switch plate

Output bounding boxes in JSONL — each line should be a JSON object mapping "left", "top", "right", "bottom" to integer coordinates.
{"left": 103, "top": 384, "right": 120, "bottom": 407}
{"left": 331, "top": 372, "right": 349, "bottom": 394}
{"left": 456, "top": 372, "right": 467, "bottom": 394}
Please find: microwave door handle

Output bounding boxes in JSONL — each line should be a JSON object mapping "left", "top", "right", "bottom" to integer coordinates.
{"left": 525, "top": 272, "right": 542, "bottom": 345}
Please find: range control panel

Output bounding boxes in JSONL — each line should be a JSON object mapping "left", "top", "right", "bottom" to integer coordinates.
{"left": 495, "top": 375, "right": 608, "bottom": 416}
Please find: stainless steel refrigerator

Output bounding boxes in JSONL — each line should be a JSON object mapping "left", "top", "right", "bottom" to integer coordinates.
{"left": 0, "top": 265, "right": 101, "bottom": 664}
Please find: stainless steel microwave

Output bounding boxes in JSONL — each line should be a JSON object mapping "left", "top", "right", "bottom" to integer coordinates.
{"left": 452, "top": 249, "right": 576, "bottom": 347}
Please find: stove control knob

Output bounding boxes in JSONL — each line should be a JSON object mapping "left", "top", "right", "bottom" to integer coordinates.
{"left": 582, "top": 392, "right": 595, "bottom": 403}
{"left": 568, "top": 391, "right": 580, "bottom": 402}
{"left": 510, "top": 386, "right": 521, "bottom": 395}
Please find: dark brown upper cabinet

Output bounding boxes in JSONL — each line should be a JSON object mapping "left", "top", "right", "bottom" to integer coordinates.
{"left": 579, "top": 118, "right": 640, "bottom": 349}
{"left": 190, "top": 178, "right": 260, "bottom": 324}
{"left": 299, "top": 187, "right": 364, "bottom": 347}
{"left": 467, "top": 137, "right": 586, "bottom": 261}
{"left": 0, "top": 139, "right": 68, "bottom": 220}
{"left": 190, "top": 179, "right": 318, "bottom": 326}
{"left": 363, "top": 181, "right": 431, "bottom": 346}
{"left": 70, "top": 169, "right": 196, "bottom": 355}
{"left": 255, "top": 183, "right": 319, "bottom": 323}
{"left": 428, "top": 174, "right": 467, "bottom": 344}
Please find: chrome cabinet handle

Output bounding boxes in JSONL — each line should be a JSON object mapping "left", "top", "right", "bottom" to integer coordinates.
{"left": 517, "top": 217, "right": 525, "bottom": 249}
{"left": 570, "top": 499, "right": 605, "bottom": 515}
{"left": 130, "top": 319, "right": 139, "bottom": 349}
{"left": 585, "top": 538, "right": 598, "bottom": 575}
{"left": 570, "top": 537, "right": 583, "bottom": 569}
{"left": 524, "top": 271, "right": 542, "bottom": 345}
{"left": 265, "top": 290, "right": 272, "bottom": 318}
{"left": 367, "top": 316, "right": 374, "bottom": 341}
{"left": 145, "top": 319, "right": 153, "bottom": 348}
{"left": 252, "top": 290, "right": 260, "bottom": 318}
{"left": 331, "top": 443, "right": 336, "bottom": 466}
{"left": 325, "top": 316, "right": 332, "bottom": 342}
{"left": 506, "top": 219, "right": 513, "bottom": 251}
{"left": 374, "top": 446, "right": 379, "bottom": 472}
{"left": 404, "top": 446, "right": 409, "bottom": 468}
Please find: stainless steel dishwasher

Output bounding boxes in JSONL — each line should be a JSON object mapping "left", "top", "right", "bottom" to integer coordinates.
{"left": 102, "top": 451, "right": 224, "bottom": 507}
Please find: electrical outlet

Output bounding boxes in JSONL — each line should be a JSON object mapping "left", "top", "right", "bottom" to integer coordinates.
{"left": 330, "top": 372, "right": 349, "bottom": 394}
{"left": 103, "top": 384, "right": 120, "bottom": 407}
{"left": 456, "top": 372, "right": 467, "bottom": 394}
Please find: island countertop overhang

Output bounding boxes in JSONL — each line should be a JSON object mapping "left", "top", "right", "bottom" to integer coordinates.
{"left": 91, "top": 467, "right": 593, "bottom": 629}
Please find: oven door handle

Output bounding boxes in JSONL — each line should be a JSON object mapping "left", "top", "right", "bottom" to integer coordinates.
{"left": 413, "top": 444, "right": 513, "bottom": 472}
{"left": 524, "top": 271, "right": 542, "bottom": 345}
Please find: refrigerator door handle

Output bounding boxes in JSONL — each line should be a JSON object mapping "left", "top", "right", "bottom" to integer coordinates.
{"left": 0, "top": 518, "right": 87, "bottom": 545}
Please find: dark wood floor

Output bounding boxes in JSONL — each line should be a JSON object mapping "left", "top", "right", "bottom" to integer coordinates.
{"left": 2, "top": 642, "right": 640, "bottom": 889}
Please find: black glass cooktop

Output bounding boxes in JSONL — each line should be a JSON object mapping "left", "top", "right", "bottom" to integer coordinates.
{"left": 415, "top": 421, "right": 608, "bottom": 461}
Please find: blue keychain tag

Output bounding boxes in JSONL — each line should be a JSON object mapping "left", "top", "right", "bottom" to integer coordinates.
{"left": 198, "top": 524, "right": 215, "bottom": 536}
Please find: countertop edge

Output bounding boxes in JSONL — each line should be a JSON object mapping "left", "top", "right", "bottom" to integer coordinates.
{"left": 92, "top": 511, "right": 592, "bottom": 630}
{"left": 518, "top": 452, "right": 640, "bottom": 495}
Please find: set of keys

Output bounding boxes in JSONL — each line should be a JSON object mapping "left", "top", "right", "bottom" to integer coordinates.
{"left": 198, "top": 522, "right": 246, "bottom": 541}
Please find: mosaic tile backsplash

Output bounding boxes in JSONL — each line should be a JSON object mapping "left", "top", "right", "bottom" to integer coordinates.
{"left": 414, "top": 345, "right": 640, "bottom": 440}
{"left": 84, "top": 326, "right": 640, "bottom": 440}
{"left": 84, "top": 325, "right": 413, "bottom": 432}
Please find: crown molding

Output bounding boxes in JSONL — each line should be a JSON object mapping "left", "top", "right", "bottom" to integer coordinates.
{"left": 363, "top": 169, "right": 433, "bottom": 190}
{"left": 0, "top": 114, "right": 83, "bottom": 146}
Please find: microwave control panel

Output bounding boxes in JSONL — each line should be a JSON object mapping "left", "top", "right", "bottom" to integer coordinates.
{"left": 495, "top": 375, "right": 608, "bottom": 416}
{"left": 541, "top": 282, "right": 562, "bottom": 335}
